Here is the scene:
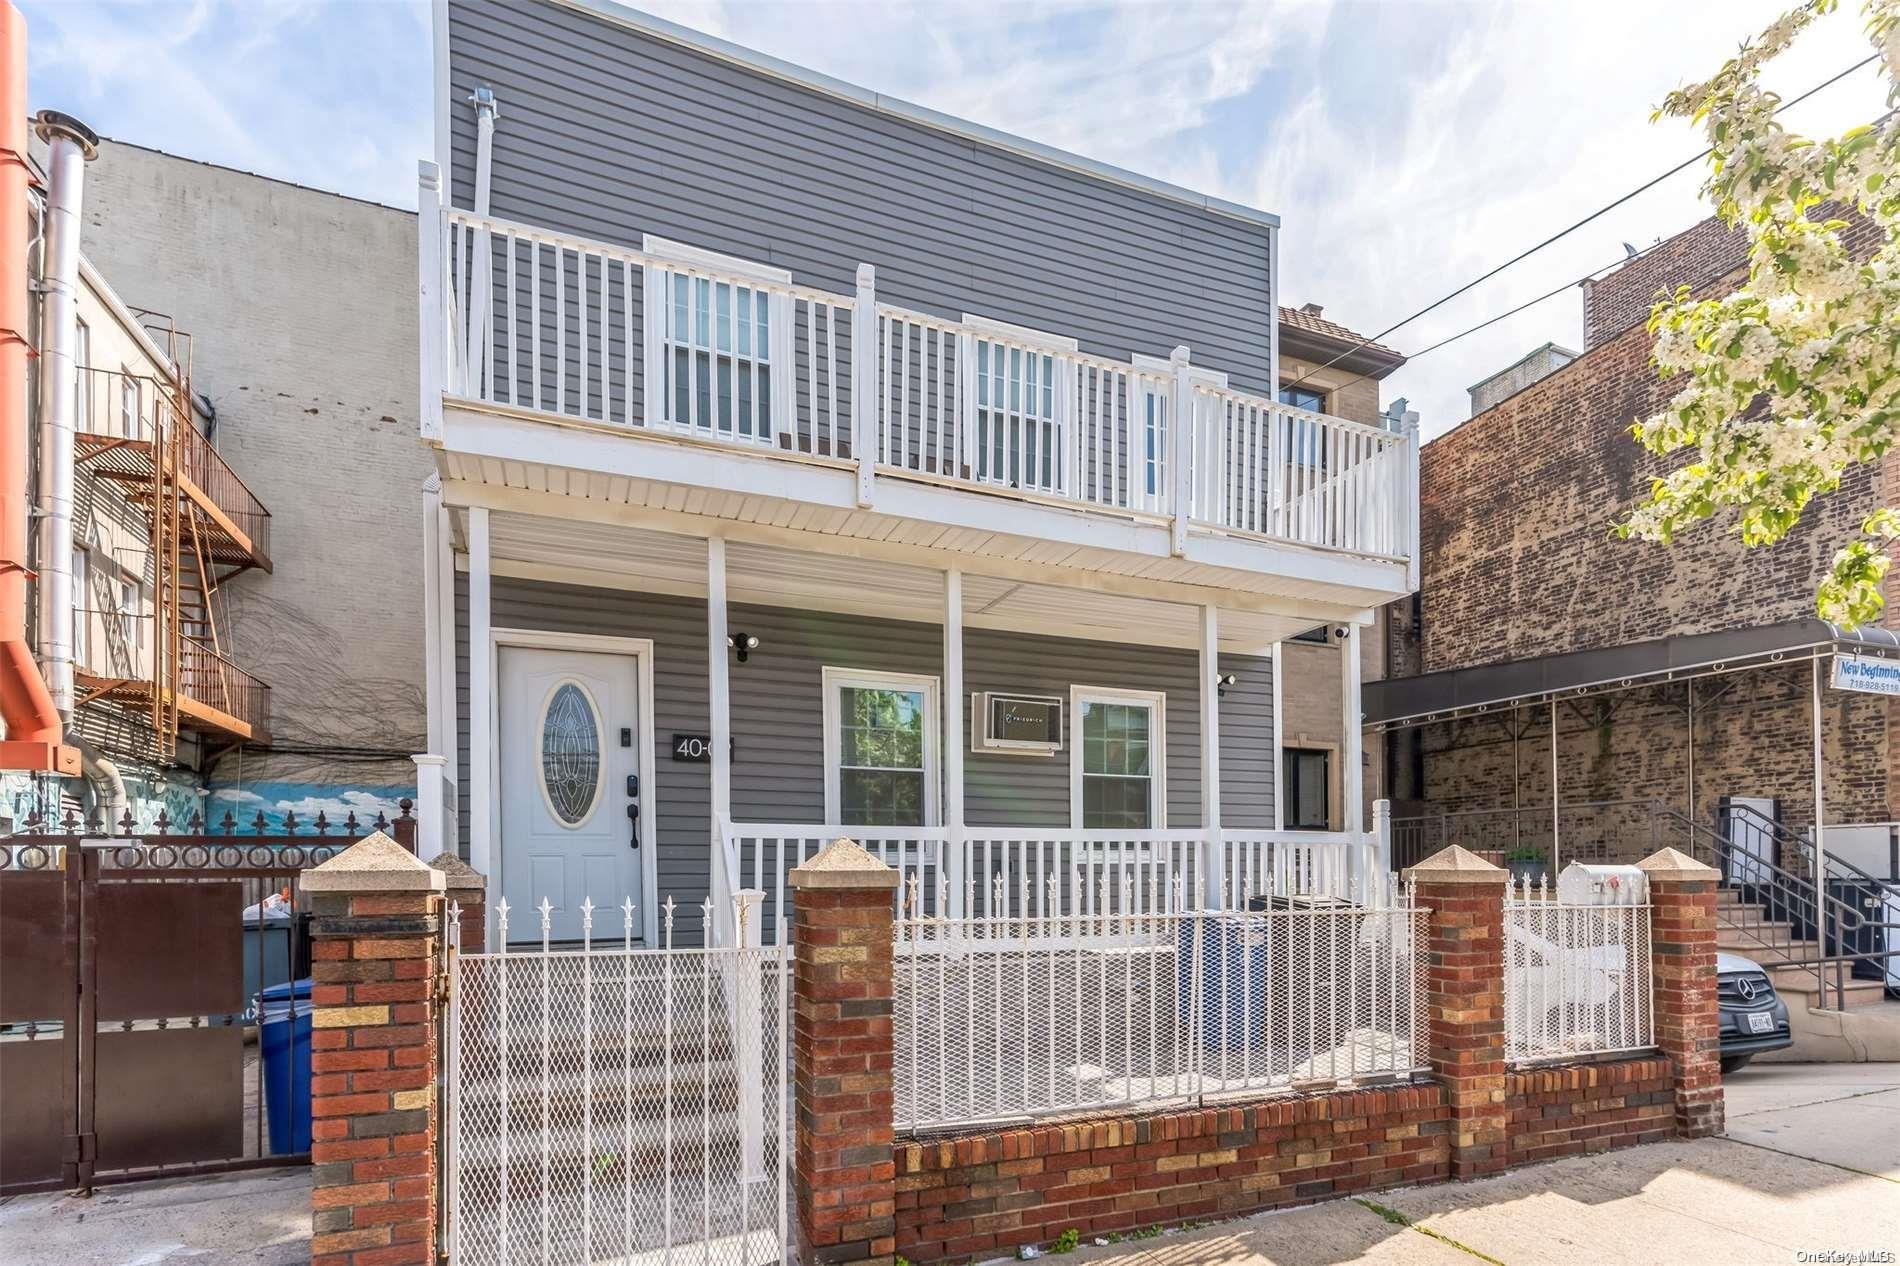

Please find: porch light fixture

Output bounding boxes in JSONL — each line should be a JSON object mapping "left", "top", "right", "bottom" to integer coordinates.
{"left": 1215, "top": 672, "right": 1238, "bottom": 698}
{"left": 728, "top": 631, "right": 760, "bottom": 663}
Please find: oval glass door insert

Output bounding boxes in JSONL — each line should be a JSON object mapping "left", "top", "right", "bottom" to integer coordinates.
{"left": 538, "top": 681, "right": 603, "bottom": 826}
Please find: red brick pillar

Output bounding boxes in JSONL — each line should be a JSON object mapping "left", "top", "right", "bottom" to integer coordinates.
{"left": 304, "top": 832, "right": 447, "bottom": 1266}
{"left": 1638, "top": 847, "right": 1724, "bottom": 1138}
{"left": 790, "top": 837, "right": 900, "bottom": 1266}
{"left": 1405, "top": 844, "right": 1510, "bottom": 1179}
{"left": 428, "top": 851, "right": 487, "bottom": 954}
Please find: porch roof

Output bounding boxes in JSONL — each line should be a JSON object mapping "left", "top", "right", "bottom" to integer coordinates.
{"left": 1363, "top": 618, "right": 1900, "bottom": 732}
{"left": 455, "top": 508, "right": 1348, "bottom": 653}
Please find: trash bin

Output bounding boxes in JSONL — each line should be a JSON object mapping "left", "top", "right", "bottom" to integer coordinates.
{"left": 1176, "top": 912, "right": 1266, "bottom": 1049}
{"left": 259, "top": 977, "right": 313, "bottom": 1155}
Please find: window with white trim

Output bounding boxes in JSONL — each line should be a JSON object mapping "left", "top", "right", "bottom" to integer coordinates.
{"left": 118, "top": 369, "right": 140, "bottom": 440}
{"left": 962, "top": 317, "right": 1076, "bottom": 496}
{"left": 641, "top": 238, "right": 792, "bottom": 444}
{"left": 823, "top": 668, "right": 940, "bottom": 827}
{"left": 1070, "top": 686, "right": 1165, "bottom": 829}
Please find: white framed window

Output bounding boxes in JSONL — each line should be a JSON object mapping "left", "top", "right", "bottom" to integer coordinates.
{"left": 1069, "top": 685, "right": 1166, "bottom": 830}
{"left": 73, "top": 318, "right": 92, "bottom": 431}
{"left": 117, "top": 368, "right": 140, "bottom": 440}
{"left": 70, "top": 544, "right": 89, "bottom": 670}
{"left": 960, "top": 315, "right": 1076, "bottom": 495}
{"left": 640, "top": 237, "right": 793, "bottom": 444}
{"left": 822, "top": 667, "right": 940, "bottom": 827}
{"left": 1131, "top": 355, "right": 1228, "bottom": 508}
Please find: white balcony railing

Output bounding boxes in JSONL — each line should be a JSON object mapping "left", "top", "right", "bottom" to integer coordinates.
{"left": 432, "top": 203, "right": 1418, "bottom": 564}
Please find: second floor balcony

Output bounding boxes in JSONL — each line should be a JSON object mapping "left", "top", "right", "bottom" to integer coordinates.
{"left": 424, "top": 202, "right": 1420, "bottom": 610}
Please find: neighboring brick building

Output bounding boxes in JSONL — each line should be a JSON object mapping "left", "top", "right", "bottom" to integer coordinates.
{"left": 1372, "top": 211, "right": 1898, "bottom": 847}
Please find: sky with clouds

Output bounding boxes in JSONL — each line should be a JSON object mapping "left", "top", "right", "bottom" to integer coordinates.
{"left": 17, "top": 0, "right": 1893, "bottom": 436}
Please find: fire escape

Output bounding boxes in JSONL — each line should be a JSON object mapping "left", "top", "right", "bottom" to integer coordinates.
{"left": 70, "top": 335, "right": 272, "bottom": 761}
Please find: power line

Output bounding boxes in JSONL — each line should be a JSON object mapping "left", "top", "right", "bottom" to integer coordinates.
{"left": 1283, "top": 52, "right": 1880, "bottom": 394}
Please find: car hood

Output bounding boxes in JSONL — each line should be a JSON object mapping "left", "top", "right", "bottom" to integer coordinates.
{"left": 1717, "top": 951, "right": 1766, "bottom": 975}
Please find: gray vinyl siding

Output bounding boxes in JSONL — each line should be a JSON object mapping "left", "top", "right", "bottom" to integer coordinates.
{"left": 457, "top": 576, "right": 1277, "bottom": 943}
{"left": 444, "top": 0, "right": 1276, "bottom": 397}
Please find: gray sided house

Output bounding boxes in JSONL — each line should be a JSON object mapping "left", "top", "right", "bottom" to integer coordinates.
{"left": 421, "top": 0, "right": 1422, "bottom": 944}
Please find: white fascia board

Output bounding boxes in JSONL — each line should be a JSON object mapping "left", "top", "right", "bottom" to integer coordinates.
{"left": 541, "top": 0, "right": 1280, "bottom": 232}
{"left": 1182, "top": 531, "right": 1408, "bottom": 605}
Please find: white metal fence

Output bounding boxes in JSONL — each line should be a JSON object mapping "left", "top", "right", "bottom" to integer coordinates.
{"left": 438, "top": 207, "right": 1416, "bottom": 561}
{"left": 446, "top": 896, "right": 789, "bottom": 1266}
{"left": 892, "top": 878, "right": 1426, "bottom": 1133}
{"left": 1503, "top": 879, "right": 1655, "bottom": 1064}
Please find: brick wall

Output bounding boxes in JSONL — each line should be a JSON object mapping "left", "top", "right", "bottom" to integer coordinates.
{"left": 1503, "top": 1058, "right": 1675, "bottom": 1166}
{"left": 894, "top": 1084, "right": 1450, "bottom": 1265}
{"left": 1413, "top": 207, "right": 1897, "bottom": 824}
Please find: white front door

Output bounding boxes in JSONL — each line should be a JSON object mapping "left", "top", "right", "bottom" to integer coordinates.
{"left": 499, "top": 646, "right": 642, "bottom": 942}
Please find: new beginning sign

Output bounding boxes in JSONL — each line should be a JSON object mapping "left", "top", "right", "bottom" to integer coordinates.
{"left": 1831, "top": 653, "right": 1900, "bottom": 697}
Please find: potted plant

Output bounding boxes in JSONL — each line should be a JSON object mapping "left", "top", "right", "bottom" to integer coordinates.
{"left": 1505, "top": 847, "right": 1548, "bottom": 885}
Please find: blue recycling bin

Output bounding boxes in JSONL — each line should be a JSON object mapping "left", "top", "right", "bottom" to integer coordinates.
{"left": 1176, "top": 914, "right": 1266, "bottom": 1049}
{"left": 259, "top": 978, "right": 313, "bottom": 1155}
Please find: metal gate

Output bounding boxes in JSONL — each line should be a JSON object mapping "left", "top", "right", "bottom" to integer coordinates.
{"left": 445, "top": 896, "right": 791, "bottom": 1266}
{"left": 0, "top": 823, "right": 364, "bottom": 1193}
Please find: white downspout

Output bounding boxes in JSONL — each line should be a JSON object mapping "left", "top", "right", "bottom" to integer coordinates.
{"left": 31, "top": 110, "right": 95, "bottom": 723}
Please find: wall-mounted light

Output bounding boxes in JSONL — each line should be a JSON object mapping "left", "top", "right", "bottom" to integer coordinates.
{"left": 727, "top": 631, "right": 760, "bottom": 663}
{"left": 1215, "top": 672, "right": 1238, "bottom": 698}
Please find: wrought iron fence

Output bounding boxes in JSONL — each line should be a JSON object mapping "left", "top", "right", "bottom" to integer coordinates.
{"left": 892, "top": 876, "right": 1426, "bottom": 1133}
{"left": 1503, "top": 877, "right": 1654, "bottom": 1064}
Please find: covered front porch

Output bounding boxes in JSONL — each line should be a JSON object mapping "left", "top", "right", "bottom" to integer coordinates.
{"left": 415, "top": 489, "right": 1394, "bottom": 946}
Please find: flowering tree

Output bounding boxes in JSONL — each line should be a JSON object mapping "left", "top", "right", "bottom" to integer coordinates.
{"left": 1620, "top": 0, "right": 1899, "bottom": 627}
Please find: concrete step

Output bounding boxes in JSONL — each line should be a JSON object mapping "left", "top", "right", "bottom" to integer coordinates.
{"left": 1766, "top": 967, "right": 1892, "bottom": 1009}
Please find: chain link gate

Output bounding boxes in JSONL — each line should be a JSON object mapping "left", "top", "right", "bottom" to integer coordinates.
{"left": 443, "top": 896, "right": 791, "bottom": 1266}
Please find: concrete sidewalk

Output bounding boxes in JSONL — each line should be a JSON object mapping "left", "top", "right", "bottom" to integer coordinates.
{"left": 0, "top": 1064, "right": 1892, "bottom": 1265}
{"left": 1056, "top": 1063, "right": 1900, "bottom": 1266}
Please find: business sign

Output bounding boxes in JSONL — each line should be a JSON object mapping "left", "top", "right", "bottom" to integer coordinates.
{"left": 1831, "top": 652, "right": 1900, "bottom": 697}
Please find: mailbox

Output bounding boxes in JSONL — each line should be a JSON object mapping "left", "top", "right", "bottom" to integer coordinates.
{"left": 1556, "top": 863, "right": 1648, "bottom": 905}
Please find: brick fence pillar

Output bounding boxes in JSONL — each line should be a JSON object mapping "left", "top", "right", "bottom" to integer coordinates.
{"left": 1638, "top": 847, "right": 1724, "bottom": 1138}
{"left": 429, "top": 851, "right": 487, "bottom": 954}
{"left": 303, "top": 832, "right": 447, "bottom": 1266}
{"left": 790, "top": 837, "right": 900, "bottom": 1266}
{"left": 1405, "top": 844, "right": 1510, "bottom": 1179}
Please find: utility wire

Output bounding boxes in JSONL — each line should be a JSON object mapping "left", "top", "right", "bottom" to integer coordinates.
{"left": 1283, "top": 52, "right": 1880, "bottom": 394}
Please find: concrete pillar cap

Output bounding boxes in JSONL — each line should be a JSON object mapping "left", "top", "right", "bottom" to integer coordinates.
{"left": 1635, "top": 847, "right": 1720, "bottom": 881}
{"left": 304, "top": 831, "right": 446, "bottom": 893}
{"left": 428, "top": 851, "right": 486, "bottom": 888}
{"left": 1403, "top": 844, "right": 1508, "bottom": 885}
{"left": 790, "top": 836, "right": 900, "bottom": 890}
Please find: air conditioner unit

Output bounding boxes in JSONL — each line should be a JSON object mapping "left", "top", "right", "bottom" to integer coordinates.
{"left": 971, "top": 692, "right": 1062, "bottom": 755}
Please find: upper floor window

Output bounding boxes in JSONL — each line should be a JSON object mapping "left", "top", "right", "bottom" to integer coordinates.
{"left": 963, "top": 317, "right": 1076, "bottom": 497}
{"left": 1278, "top": 381, "right": 1328, "bottom": 467}
{"left": 118, "top": 369, "right": 140, "bottom": 440}
{"left": 73, "top": 319, "right": 92, "bottom": 431}
{"left": 641, "top": 238, "right": 792, "bottom": 444}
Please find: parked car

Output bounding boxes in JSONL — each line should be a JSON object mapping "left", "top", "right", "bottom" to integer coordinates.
{"left": 1717, "top": 952, "right": 1792, "bottom": 1072}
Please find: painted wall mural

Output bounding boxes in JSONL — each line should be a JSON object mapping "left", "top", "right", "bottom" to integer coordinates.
{"left": 205, "top": 782, "right": 417, "bottom": 834}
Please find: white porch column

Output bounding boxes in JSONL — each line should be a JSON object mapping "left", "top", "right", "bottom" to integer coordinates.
{"left": 417, "top": 161, "right": 443, "bottom": 440}
{"left": 1341, "top": 623, "right": 1364, "bottom": 838}
{"left": 1170, "top": 347, "right": 1194, "bottom": 557}
{"left": 943, "top": 568, "right": 966, "bottom": 918}
{"left": 708, "top": 537, "right": 733, "bottom": 915}
{"left": 1270, "top": 641, "right": 1285, "bottom": 832}
{"left": 421, "top": 477, "right": 446, "bottom": 762}
{"left": 436, "top": 500, "right": 459, "bottom": 800}
{"left": 466, "top": 507, "right": 492, "bottom": 879}
{"left": 413, "top": 754, "right": 447, "bottom": 859}
{"left": 1200, "top": 603, "right": 1223, "bottom": 908}
{"left": 851, "top": 265, "right": 877, "bottom": 508}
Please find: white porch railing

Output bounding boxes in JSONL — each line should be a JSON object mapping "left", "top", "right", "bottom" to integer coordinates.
{"left": 717, "top": 819, "right": 1389, "bottom": 944}
{"left": 435, "top": 204, "right": 1418, "bottom": 563}
{"left": 1503, "top": 877, "right": 1655, "bottom": 1064}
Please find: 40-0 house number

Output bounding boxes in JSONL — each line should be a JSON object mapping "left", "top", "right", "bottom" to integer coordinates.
{"left": 671, "top": 733, "right": 733, "bottom": 762}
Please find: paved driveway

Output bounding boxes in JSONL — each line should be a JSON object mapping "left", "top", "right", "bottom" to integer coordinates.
{"left": 1060, "top": 1062, "right": 1899, "bottom": 1266}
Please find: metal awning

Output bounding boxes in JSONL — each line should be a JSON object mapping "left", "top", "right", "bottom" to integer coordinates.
{"left": 1364, "top": 618, "right": 1900, "bottom": 733}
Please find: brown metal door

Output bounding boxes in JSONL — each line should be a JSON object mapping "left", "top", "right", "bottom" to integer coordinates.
{"left": 0, "top": 846, "right": 80, "bottom": 1193}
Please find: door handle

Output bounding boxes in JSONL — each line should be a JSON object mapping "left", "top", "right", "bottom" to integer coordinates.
{"left": 627, "top": 801, "right": 641, "bottom": 850}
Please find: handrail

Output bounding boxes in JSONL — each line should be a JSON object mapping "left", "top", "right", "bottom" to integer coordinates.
{"left": 1652, "top": 808, "right": 1870, "bottom": 1011}
{"left": 1728, "top": 803, "right": 1899, "bottom": 894}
